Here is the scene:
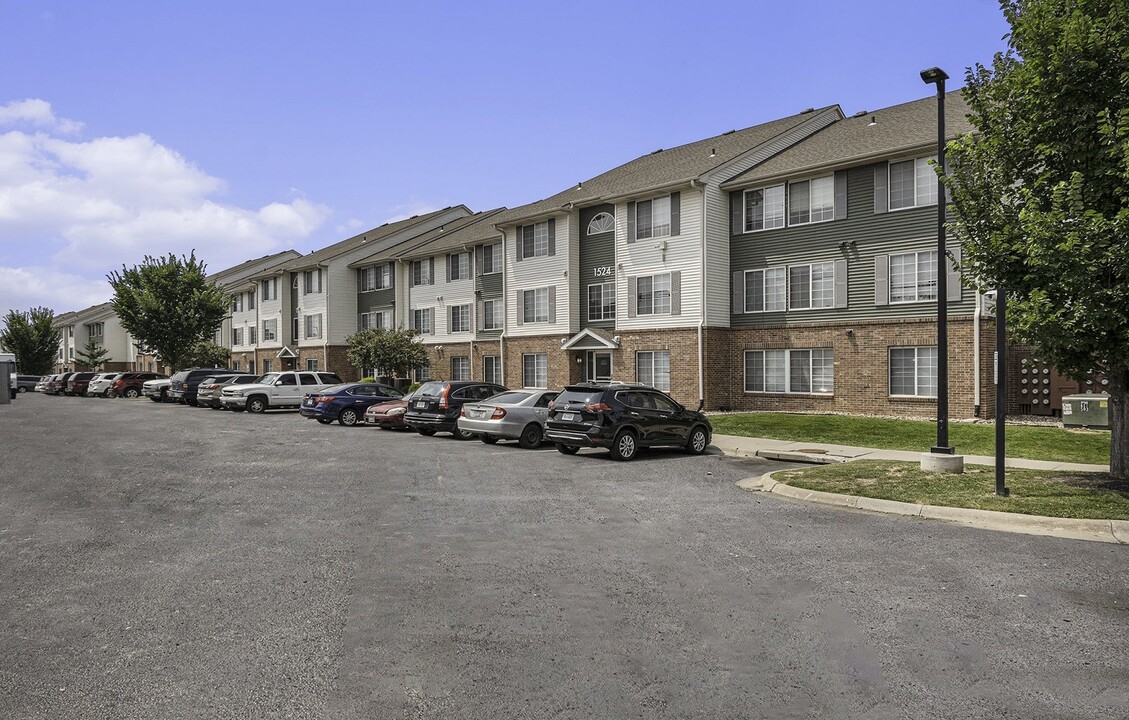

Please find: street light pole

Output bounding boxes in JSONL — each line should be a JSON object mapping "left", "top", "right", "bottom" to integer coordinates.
{"left": 921, "top": 66, "right": 953, "bottom": 455}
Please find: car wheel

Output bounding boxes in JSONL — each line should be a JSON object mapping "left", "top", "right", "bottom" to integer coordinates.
{"left": 479, "top": 435, "right": 499, "bottom": 445}
{"left": 159, "top": 389, "right": 168, "bottom": 402}
{"left": 316, "top": 418, "right": 333, "bottom": 425}
{"left": 685, "top": 425, "right": 709, "bottom": 455}
{"left": 609, "top": 429, "right": 638, "bottom": 461}
{"left": 556, "top": 443, "right": 580, "bottom": 455}
{"left": 17, "top": 386, "right": 27, "bottom": 393}
{"left": 452, "top": 426, "right": 475, "bottom": 440}
{"left": 247, "top": 397, "right": 267, "bottom": 414}
{"left": 518, "top": 423, "right": 543, "bottom": 450}
{"left": 417, "top": 428, "right": 436, "bottom": 436}
{"left": 338, "top": 409, "right": 359, "bottom": 426}
{"left": 124, "top": 388, "right": 140, "bottom": 399}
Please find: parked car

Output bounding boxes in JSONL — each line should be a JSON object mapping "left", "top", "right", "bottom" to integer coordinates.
{"left": 15, "top": 375, "right": 40, "bottom": 393}
{"left": 169, "top": 367, "right": 238, "bottom": 405}
{"left": 111, "top": 371, "right": 168, "bottom": 399}
{"left": 220, "top": 371, "right": 344, "bottom": 413}
{"left": 196, "top": 374, "right": 260, "bottom": 409}
{"left": 44, "top": 373, "right": 71, "bottom": 395}
{"left": 85, "top": 372, "right": 122, "bottom": 397}
{"left": 33, "top": 376, "right": 51, "bottom": 392}
{"left": 544, "top": 382, "right": 712, "bottom": 461}
{"left": 300, "top": 382, "right": 405, "bottom": 426}
{"left": 403, "top": 381, "right": 509, "bottom": 439}
{"left": 364, "top": 392, "right": 415, "bottom": 430}
{"left": 64, "top": 372, "right": 97, "bottom": 396}
{"left": 456, "top": 389, "right": 559, "bottom": 448}
{"left": 142, "top": 378, "right": 173, "bottom": 402}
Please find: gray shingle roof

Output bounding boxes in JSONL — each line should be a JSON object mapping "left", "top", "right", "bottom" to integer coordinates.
{"left": 207, "top": 250, "right": 301, "bottom": 286}
{"left": 359, "top": 208, "right": 508, "bottom": 264}
{"left": 723, "top": 92, "right": 973, "bottom": 188}
{"left": 491, "top": 107, "right": 839, "bottom": 226}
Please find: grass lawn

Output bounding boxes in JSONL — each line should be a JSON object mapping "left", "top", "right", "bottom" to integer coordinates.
{"left": 775, "top": 460, "right": 1129, "bottom": 520}
{"left": 709, "top": 412, "right": 1110, "bottom": 465}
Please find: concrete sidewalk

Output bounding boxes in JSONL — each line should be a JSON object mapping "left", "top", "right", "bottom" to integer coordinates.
{"left": 713, "top": 434, "right": 1127, "bottom": 545}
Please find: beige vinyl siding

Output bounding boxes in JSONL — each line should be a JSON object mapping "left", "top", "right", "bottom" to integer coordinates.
{"left": 702, "top": 183, "right": 733, "bottom": 327}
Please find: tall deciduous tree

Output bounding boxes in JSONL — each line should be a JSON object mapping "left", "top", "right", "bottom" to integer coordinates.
{"left": 108, "top": 252, "right": 229, "bottom": 373}
{"left": 183, "top": 340, "right": 234, "bottom": 369}
{"left": 345, "top": 327, "right": 429, "bottom": 380}
{"left": 945, "top": 0, "right": 1129, "bottom": 477}
{"left": 74, "top": 337, "right": 111, "bottom": 370}
{"left": 0, "top": 307, "right": 62, "bottom": 374}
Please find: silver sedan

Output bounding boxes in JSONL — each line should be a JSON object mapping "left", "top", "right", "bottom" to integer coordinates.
{"left": 456, "top": 389, "right": 559, "bottom": 448}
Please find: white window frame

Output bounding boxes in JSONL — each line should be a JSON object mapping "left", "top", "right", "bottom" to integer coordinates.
{"left": 744, "top": 349, "right": 834, "bottom": 394}
{"left": 306, "top": 358, "right": 319, "bottom": 372}
{"left": 588, "top": 282, "right": 616, "bottom": 321}
{"left": 481, "top": 244, "right": 502, "bottom": 275}
{"left": 744, "top": 268, "right": 787, "bottom": 313}
{"left": 586, "top": 212, "right": 615, "bottom": 235}
{"left": 410, "top": 260, "right": 431, "bottom": 287}
{"left": 451, "top": 356, "right": 470, "bottom": 381}
{"left": 304, "top": 313, "right": 322, "bottom": 340}
{"left": 889, "top": 156, "right": 938, "bottom": 210}
{"left": 450, "top": 304, "right": 471, "bottom": 333}
{"left": 262, "top": 319, "right": 278, "bottom": 342}
{"left": 787, "top": 262, "right": 836, "bottom": 311}
{"left": 359, "top": 267, "right": 377, "bottom": 292}
{"left": 890, "top": 347, "right": 938, "bottom": 397}
{"left": 482, "top": 299, "right": 503, "bottom": 330}
{"left": 520, "top": 222, "right": 551, "bottom": 259}
{"left": 787, "top": 175, "right": 835, "bottom": 226}
{"left": 232, "top": 327, "right": 243, "bottom": 346}
{"left": 522, "top": 288, "right": 549, "bottom": 323}
{"left": 483, "top": 356, "right": 501, "bottom": 384}
{"left": 303, "top": 269, "right": 322, "bottom": 294}
{"left": 412, "top": 308, "right": 432, "bottom": 334}
{"left": 636, "top": 274, "right": 671, "bottom": 316}
{"left": 522, "top": 353, "right": 548, "bottom": 389}
{"left": 449, "top": 252, "right": 470, "bottom": 281}
{"left": 261, "top": 278, "right": 277, "bottom": 301}
{"left": 889, "top": 251, "right": 938, "bottom": 303}
{"left": 743, "top": 184, "right": 785, "bottom": 232}
{"left": 636, "top": 351, "right": 671, "bottom": 391}
{"left": 635, "top": 195, "right": 671, "bottom": 240}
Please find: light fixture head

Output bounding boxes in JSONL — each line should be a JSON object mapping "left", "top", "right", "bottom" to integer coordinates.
{"left": 920, "top": 67, "right": 948, "bottom": 85}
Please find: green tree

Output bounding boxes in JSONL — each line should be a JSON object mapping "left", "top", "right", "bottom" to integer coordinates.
{"left": 108, "top": 252, "right": 229, "bottom": 373}
{"left": 345, "top": 326, "right": 429, "bottom": 379}
{"left": 0, "top": 307, "right": 62, "bottom": 374}
{"left": 182, "top": 339, "right": 234, "bottom": 369}
{"left": 945, "top": 0, "right": 1129, "bottom": 477}
{"left": 74, "top": 337, "right": 111, "bottom": 370}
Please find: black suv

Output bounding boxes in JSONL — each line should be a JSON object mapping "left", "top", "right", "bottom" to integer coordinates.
{"left": 544, "top": 382, "right": 711, "bottom": 461}
{"left": 404, "top": 380, "right": 508, "bottom": 439}
{"left": 169, "top": 367, "right": 238, "bottom": 405}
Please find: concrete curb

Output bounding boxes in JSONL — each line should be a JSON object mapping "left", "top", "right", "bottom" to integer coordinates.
{"left": 740, "top": 471, "right": 1128, "bottom": 545}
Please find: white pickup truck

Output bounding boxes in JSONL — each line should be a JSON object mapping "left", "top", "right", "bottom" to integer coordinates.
{"left": 220, "top": 370, "right": 343, "bottom": 413}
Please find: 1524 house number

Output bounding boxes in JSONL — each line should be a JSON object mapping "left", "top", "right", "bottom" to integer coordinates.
{"left": 594, "top": 266, "right": 614, "bottom": 278}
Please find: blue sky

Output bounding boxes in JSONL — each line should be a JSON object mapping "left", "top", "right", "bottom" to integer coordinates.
{"left": 0, "top": 0, "right": 1011, "bottom": 319}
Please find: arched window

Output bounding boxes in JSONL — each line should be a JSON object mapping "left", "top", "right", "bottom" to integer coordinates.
{"left": 586, "top": 212, "right": 615, "bottom": 235}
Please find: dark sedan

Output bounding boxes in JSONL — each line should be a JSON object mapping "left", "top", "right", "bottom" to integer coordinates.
{"left": 299, "top": 382, "right": 405, "bottom": 426}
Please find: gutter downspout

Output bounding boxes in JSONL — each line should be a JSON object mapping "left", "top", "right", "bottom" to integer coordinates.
{"left": 692, "top": 179, "right": 706, "bottom": 408}
{"left": 498, "top": 229, "right": 507, "bottom": 387}
{"left": 973, "top": 288, "right": 982, "bottom": 417}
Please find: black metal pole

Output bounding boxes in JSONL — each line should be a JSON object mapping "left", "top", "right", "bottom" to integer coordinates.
{"left": 923, "top": 69, "right": 953, "bottom": 454}
{"left": 995, "top": 288, "right": 1010, "bottom": 496}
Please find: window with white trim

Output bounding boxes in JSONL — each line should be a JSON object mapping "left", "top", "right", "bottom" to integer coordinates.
{"left": 248, "top": 326, "right": 257, "bottom": 345}
{"left": 636, "top": 351, "right": 670, "bottom": 391}
{"left": 788, "top": 262, "right": 836, "bottom": 310}
{"left": 889, "top": 156, "right": 938, "bottom": 210}
{"left": 744, "top": 185, "right": 785, "bottom": 231}
{"left": 520, "top": 222, "right": 551, "bottom": 258}
{"left": 263, "top": 359, "right": 273, "bottom": 373}
{"left": 450, "top": 305, "right": 471, "bottom": 333}
{"left": 588, "top": 282, "right": 615, "bottom": 321}
{"left": 359, "top": 310, "right": 390, "bottom": 331}
{"left": 246, "top": 290, "right": 255, "bottom": 311}
{"left": 88, "top": 322, "right": 104, "bottom": 338}
{"left": 744, "top": 268, "right": 787, "bottom": 312}
{"left": 303, "top": 269, "right": 322, "bottom": 294}
{"left": 411, "top": 308, "right": 432, "bottom": 334}
{"left": 788, "top": 176, "right": 835, "bottom": 225}
{"left": 481, "top": 243, "right": 502, "bottom": 274}
{"left": 358, "top": 267, "right": 377, "bottom": 292}
{"left": 745, "top": 349, "right": 834, "bottom": 394}
{"left": 889, "top": 251, "right": 938, "bottom": 303}
{"left": 890, "top": 347, "right": 937, "bottom": 397}
{"left": 483, "top": 299, "right": 503, "bottom": 330}
{"left": 635, "top": 196, "right": 671, "bottom": 240}
{"left": 231, "top": 294, "right": 243, "bottom": 313}
{"left": 262, "top": 319, "right": 278, "bottom": 342}
{"left": 261, "top": 278, "right": 277, "bottom": 301}
{"left": 451, "top": 356, "right": 470, "bottom": 381}
{"left": 522, "top": 288, "right": 549, "bottom": 323}
{"left": 637, "top": 274, "right": 671, "bottom": 315}
{"left": 448, "top": 252, "right": 470, "bottom": 281}
{"left": 483, "top": 356, "right": 501, "bottom": 384}
{"left": 410, "top": 260, "right": 431, "bottom": 286}
{"left": 522, "top": 353, "right": 548, "bottom": 388}
{"left": 304, "top": 313, "right": 322, "bottom": 339}
{"left": 232, "top": 327, "right": 243, "bottom": 346}
{"left": 306, "top": 358, "right": 319, "bottom": 372}
{"left": 415, "top": 365, "right": 430, "bottom": 383}
{"left": 587, "top": 212, "right": 615, "bottom": 235}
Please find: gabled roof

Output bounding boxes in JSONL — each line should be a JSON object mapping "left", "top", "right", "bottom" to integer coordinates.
{"left": 282, "top": 205, "right": 472, "bottom": 272}
{"left": 491, "top": 106, "right": 841, "bottom": 226}
{"left": 207, "top": 249, "right": 301, "bottom": 286}
{"left": 723, "top": 91, "right": 973, "bottom": 188}
{"left": 349, "top": 209, "right": 508, "bottom": 267}
{"left": 561, "top": 327, "right": 620, "bottom": 350}
{"left": 70, "top": 302, "right": 116, "bottom": 324}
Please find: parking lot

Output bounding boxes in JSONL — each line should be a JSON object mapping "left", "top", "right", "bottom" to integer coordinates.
{"left": 2, "top": 392, "right": 1128, "bottom": 719}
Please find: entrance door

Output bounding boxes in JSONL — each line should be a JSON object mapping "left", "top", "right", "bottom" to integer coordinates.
{"left": 586, "top": 351, "right": 612, "bottom": 381}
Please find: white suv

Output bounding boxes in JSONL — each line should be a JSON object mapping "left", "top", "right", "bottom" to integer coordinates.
{"left": 220, "top": 371, "right": 343, "bottom": 413}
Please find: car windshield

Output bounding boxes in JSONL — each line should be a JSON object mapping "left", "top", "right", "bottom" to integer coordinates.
{"left": 256, "top": 373, "right": 279, "bottom": 385}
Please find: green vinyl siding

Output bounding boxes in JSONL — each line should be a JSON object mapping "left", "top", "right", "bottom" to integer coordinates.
{"left": 730, "top": 163, "right": 968, "bottom": 327}
{"left": 358, "top": 287, "right": 395, "bottom": 315}
{"left": 579, "top": 204, "right": 617, "bottom": 329}
{"left": 476, "top": 272, "right": 502, "bottom": 298}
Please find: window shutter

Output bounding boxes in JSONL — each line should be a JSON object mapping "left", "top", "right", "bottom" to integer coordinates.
{"left": 627, "top": 202, "right": 636, "bottom": 243}
{"left": 732, "top": 271, "right": 745, "bottom": 314}
{"left": 476, "top": 301, "right": 485, "bottom": 331}
{"left": 730, "top": 191, "right": 743, "bottom": 235}
{"left": 449, "top": 306, "right": 456, "bottom": 332}
{"left": 834, "top": 171, "right": 848, "bottom": 221}
{"left": 874, "top": 256, "right": 889, "bottom": 306}
{"left": 627, "top": 276, "right": 638, "bottom": 317}
{"left": 516, "top": 290, "right": 524, "bottom": 326}
{"left": 670, "top": 192, "right": 680, "bottom": 236}
{"left": 873, "top": 165, "right": 889, "bottom": 214}
{"left": 670, "top": 271, "right": 681, "bottom": 315}
{"left": 548, "top": 219, "right": 556, "bottom": 256}
{"left": 548, "top": 286, "right": 556, "bottom": 324}
{"left": 516, "top": 227, "right": 524, "bottom": 262}
{"left": 834, "top": 259, "right": 848, "bottom": 308}
{"left": 474, "top": 245, "right": 483, "bottom": 276}
{"left": 946, "top": 246, "right": 963, "bottom": 302}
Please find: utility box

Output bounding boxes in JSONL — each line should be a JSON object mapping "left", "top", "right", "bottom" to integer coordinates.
{"left": 1061, "top": 394, "right": 1110, "bottom": 429}
{"left": 0, "top": 364, "right": 10, "bottom": 405}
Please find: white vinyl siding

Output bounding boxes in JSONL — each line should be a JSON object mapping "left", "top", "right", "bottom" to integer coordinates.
{"left": 745, "top": 349, "right": 834, "bottom": 394}
{"left": 890, "top": 347, "right": 937, "bottom": 397}
{"left": 636, "top": 351, "right": 670, "bottom": 391}
{"left": 889, "top": 156, "right": 938, "bottom": 210}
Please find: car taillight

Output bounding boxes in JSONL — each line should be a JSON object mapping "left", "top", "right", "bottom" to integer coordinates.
{"left": 438, "top": 385, "right": 450, "bottom": 409}
{"left": 313, "top": 395, "right": 333, "bottom": 403}
{"left": 491, "top": 407, "right": 506, "bottom": 420}
{"left": 585, "top": 402, "right": 613, "bottom": 412}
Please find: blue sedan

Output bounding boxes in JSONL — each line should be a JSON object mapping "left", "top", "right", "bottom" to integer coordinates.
{"left": 299, "top": 383, "right": 405, "bottom": 426}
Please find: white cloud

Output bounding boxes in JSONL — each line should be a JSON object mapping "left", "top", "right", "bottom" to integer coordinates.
{"left": 0, "top": 99, "right": 331, "bottom": 319}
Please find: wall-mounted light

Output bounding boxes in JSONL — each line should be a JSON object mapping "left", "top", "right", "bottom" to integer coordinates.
{"left": 845, "top": 329, "right": 854, "bottom": 337}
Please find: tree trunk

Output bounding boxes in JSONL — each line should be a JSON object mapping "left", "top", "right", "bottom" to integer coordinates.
{"left": 1108, "top": 369, "right": 1129, "bottom": 481}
